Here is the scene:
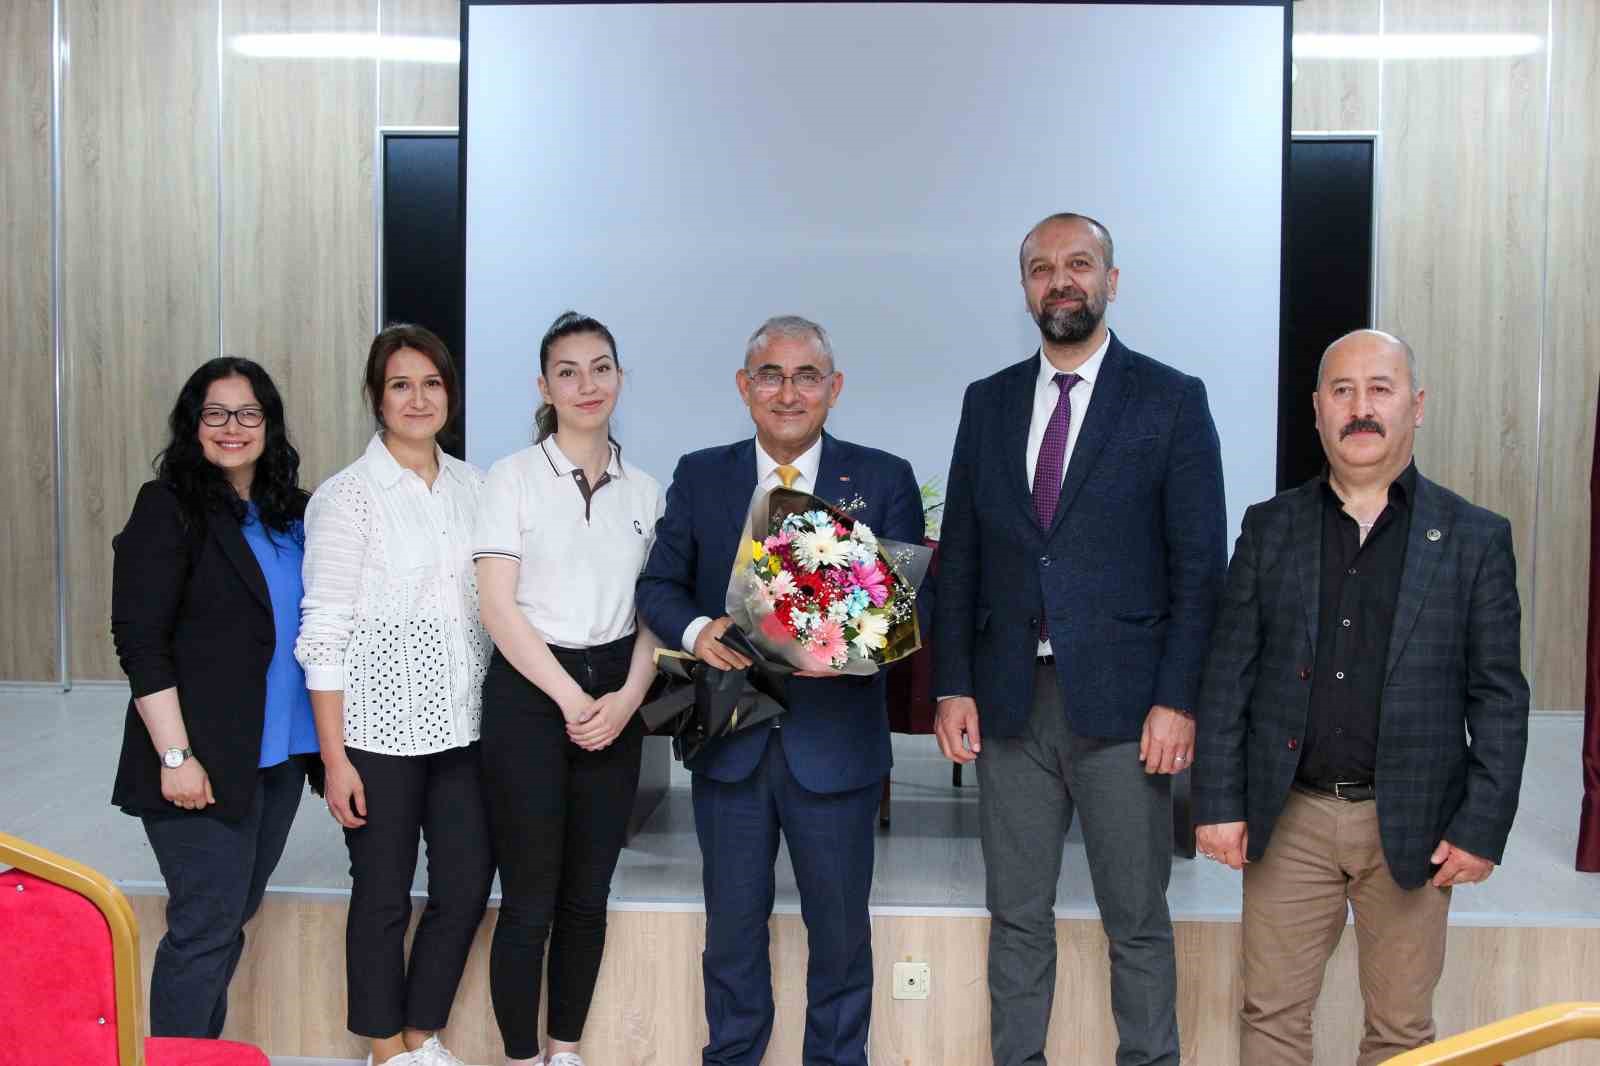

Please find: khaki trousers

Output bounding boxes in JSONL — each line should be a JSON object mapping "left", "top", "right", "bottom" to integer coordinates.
{"left": 1240, "top": 787, "right": 1451, "bottom": 1066}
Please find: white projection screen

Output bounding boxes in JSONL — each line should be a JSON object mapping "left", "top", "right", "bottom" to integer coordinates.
{"left": 463, "top": 2, "right": 1287, "bottom": 541}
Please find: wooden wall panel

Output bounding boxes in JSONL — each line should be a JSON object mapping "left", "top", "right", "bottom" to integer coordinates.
{"left": 379, "top": 0, "right": 459, "bottom": 128}
{"left": 123, "top": 898, "right": 1600, "bottom": 1064}
{"left": 1532, "top": 0, "right": 1600, "bottom": 712}
{"left": 0, "top": 0, "right": 58, "bottom": 681}
{"left": 1290, "top": 0, "right": 1381, "bottom": 132}
{"left": 62, "top": 0, "right": 221, "bottom": 680}
{"left": 1376, "top": 0, "right": 1549, "bottom": 679}
{"left": 221, "top": 0, "right": 377, "bottom": 492}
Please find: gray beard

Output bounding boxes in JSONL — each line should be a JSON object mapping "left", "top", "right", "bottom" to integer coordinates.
{"left": 1035, "top": 303, "right": 1103, "bottom": 345}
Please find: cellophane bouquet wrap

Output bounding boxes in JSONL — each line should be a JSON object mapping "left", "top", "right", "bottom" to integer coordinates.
{"left": 725, "top": 487, "right": 933, "bottom": 676}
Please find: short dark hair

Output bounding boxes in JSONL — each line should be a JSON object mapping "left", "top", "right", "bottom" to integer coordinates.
{"left": 363, "top": 323, "right": 462, "bottom": 435}
{"left": 1020, "top": 212, "right": 1115, "bottom": 272}
{"left": 535, "top": 311, "right": 619, "bottom": 442}
{"left": 156, "top": 356, "right": 306, "bottom": 533}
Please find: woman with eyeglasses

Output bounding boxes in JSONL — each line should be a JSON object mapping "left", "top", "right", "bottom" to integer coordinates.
{"left": 473, "top": 312, "right": 663, "bottom": 1066}
{"left": 111, "top": 357, "right": 318, "bottom": 1038}
{"left": 295, "top": 324, "right": 493, "bottom": 1066}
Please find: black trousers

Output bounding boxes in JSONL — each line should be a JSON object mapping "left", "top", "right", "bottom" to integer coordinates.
{"left": 141, "top": 758, "right": 306, "bottom": 1038}
{"left": 342, "top": 742, "right": 494, "bottom": 1038}
{"left": 479, "top": 640, "right": 644, "bottom": 1057}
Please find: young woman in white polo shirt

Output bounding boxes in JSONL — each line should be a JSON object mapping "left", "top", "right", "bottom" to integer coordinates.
{"left": 295, "top": 325, "right": 493, "bottom": 1066}
{"left": 474, "top": 312, "right": 663, "bottom": 1066}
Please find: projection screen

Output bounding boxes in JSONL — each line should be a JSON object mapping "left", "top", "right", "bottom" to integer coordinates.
{"left": 463, "top": 2, "right": 1288, "bottom": 542}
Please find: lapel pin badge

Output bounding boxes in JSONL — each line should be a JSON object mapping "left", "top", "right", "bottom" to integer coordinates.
{"left": 839, "top": 475, "right": 851, "bottom": 482}
{"left": 1426, "top": 528, "right": 1442, "bottom": 542}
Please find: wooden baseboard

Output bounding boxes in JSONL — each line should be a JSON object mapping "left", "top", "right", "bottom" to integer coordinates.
{"left": 125, "top": 897, "right": 1600, "bottom": 1064}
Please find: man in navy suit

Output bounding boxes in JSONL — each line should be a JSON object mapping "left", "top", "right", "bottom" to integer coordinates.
{"left": 933, "top": 214, "right": 1226, "bottom": 1066}
{"left": 637, "top": 315, "right": 924, "bottom": 1066}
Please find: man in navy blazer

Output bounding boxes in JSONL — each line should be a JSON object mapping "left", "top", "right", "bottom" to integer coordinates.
{"left": 636, "top": 315, "right": 924, "bottom": 1066}
{"left": 933, "top": 214, "right": 1226, "bottom": 1066}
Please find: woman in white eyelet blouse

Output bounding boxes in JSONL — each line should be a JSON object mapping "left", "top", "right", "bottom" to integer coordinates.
{"left": 294, "top": 325, "right": 491, "bottom": 1066}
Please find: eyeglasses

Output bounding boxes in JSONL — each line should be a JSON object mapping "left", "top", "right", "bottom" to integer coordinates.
{"left": 747, "top": 369, "right": 834, "bottom": 395}
{"left": 200, "top": 405, "right": 266, "bottom": 428}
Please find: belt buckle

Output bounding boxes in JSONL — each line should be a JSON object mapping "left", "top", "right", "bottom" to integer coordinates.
{"left": 1333, "top": 781, "right": 1361, "bottom": 801}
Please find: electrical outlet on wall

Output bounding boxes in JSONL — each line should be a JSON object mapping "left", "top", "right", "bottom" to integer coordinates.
{"left": 892, "top": 961, "right": 930, "bottom": 1000}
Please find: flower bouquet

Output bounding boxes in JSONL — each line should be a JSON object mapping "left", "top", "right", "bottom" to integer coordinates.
{"left": 726, "top": 487, "right": 933, "bottom": 676}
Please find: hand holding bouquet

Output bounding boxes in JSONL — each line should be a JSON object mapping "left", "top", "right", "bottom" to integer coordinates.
{"left": 726, "top": 488, "right": 932, "bottom": 676}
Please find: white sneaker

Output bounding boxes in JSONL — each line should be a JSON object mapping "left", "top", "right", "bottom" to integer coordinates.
{"left": 545, "top": 1054, "right": 585, "bottom": 1066}
{"left": 367, "top": 1052, "right": 425, "bottom": 1066}
{"left": 415, "top": 1036, "right": 479, "bottom": 1066}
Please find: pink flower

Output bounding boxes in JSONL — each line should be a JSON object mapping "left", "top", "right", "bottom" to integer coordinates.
{"left": 851, "top": 560, "right": 890, "bottom": 607}
{"left": 807, "top": 618, "right": 846, "bottom": 667}
{"left": 761, "top": 610, "right": 796, "bottom": 643}
{"left": 764, "top": 530, "right": 792, "bottom": 552}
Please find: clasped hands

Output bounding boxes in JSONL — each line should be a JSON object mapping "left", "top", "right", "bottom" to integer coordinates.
{"left": 562, "top": 688, "right": 642, "bottom": 752}
{"left": 933, "top": 697, "right": 1196, "bottom": 775}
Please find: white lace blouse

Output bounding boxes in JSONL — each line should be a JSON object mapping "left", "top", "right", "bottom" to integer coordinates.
{"left": 295, "top": 433, "right": 492, "bottom": 755}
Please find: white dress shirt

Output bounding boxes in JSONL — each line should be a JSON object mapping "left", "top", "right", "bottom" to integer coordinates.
{"left": 1027, "top": 332, "right": 1110, "bottom": 655}
{"left": 474, "top": 438, "right": 664, "bottom": 649}
{"left": 295, "top": 433, "right": 492, "bottom": 756}
{"left": 680, "top": 434, "right": 823, "bottom": 653}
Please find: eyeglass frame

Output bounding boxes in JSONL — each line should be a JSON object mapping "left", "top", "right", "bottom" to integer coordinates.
{"left": 743, "top": 368, "right": 837, "bottom": 395}
{"left": 199, "top": 405, "right": 267, "bottom": 429}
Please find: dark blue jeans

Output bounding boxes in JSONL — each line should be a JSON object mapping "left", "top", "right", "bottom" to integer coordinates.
{"left": 141, "top": 758, "right": 306, "bottom": 1037}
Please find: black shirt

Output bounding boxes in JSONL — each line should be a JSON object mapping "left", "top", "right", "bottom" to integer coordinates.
{"left": 1297, "top": 463, "right": 1416, "bottom": 786}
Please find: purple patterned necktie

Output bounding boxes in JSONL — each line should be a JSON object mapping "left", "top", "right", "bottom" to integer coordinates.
{"left": 1031, "top": 372, "right": 1080, "bottom": 641}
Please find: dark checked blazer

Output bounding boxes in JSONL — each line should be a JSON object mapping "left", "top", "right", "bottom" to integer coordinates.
{"left": 933, "top": 332, "right": 1227, "bottom": 740}
{"left": 636, "top": 432, "right": 924, "bottom": 794}
{"left": 1192, "top": 470, "right": 1530, "bottom": 890}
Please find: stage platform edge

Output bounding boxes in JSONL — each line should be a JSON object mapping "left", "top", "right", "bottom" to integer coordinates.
{"left": 124, "top": 895, "right": 1600, "bottom": 1065}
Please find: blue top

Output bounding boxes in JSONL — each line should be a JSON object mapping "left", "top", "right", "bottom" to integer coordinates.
{"left": 241, "top": 504, "right": 319, "bottom": 767}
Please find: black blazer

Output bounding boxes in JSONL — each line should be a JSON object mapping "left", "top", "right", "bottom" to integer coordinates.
{"left": 932, "top": 332, "right": 1227, "bottom": 740}
{"left": 110, "top": 480, "right": 313, "bottom": 821}
{"left": 1192, "top": 471, "right": 1530, "bottom": 889}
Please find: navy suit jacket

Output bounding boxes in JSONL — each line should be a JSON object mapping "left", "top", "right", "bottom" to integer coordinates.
{"left": 636, "top": 432, "right": 925, "bottom": 794}
{"left": 933, "top": 332, "right": 1227, "bottom": 740}
{"left": 1192, "top": 472, "right": 1530, "bottom": 889}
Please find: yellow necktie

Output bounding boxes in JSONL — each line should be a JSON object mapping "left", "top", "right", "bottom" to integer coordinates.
{"left": 776, "top": 465, "right": 800, "bottom": 488}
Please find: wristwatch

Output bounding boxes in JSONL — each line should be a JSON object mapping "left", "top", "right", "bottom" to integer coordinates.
{"left": 161, "top": 747, "right": 193, "bottom": 769}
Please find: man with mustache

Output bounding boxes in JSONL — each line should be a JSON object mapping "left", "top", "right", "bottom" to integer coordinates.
{"left": 1192, "top": 329, "right": 1530, "bottom": 1065}
{"left": 934, "top": 213, "right": 1226, "bottom": 1065}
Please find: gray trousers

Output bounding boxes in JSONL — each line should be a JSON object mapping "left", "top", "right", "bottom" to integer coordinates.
{"left": 976, "top": 664, "right": 1179, "bottom": 1066}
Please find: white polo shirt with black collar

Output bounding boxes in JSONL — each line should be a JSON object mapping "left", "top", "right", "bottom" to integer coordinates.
{"left": 474, "top": 437, "right": 664, "bottom": 649}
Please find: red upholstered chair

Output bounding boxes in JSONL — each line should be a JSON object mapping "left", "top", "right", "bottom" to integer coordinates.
{"left": 0, "top": 831, "right": 268, "bottom": 1066}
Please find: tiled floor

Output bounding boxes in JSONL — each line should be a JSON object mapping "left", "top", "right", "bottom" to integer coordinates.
{"left": 3, "top": 682, "right": 1595, "bottom": 923}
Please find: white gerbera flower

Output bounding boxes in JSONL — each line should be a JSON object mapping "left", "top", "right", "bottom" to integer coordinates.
{"left": 768, "top": 570, "right": 797, "bottom": 599}
{"left": 849, "top": 522, "right": 878, "bottom": 549}
{"left": 850, "top": 611, "right": 890, "bottom": 655}
{"left": 794, "top": 530, "right": 851, "bottom": 571}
